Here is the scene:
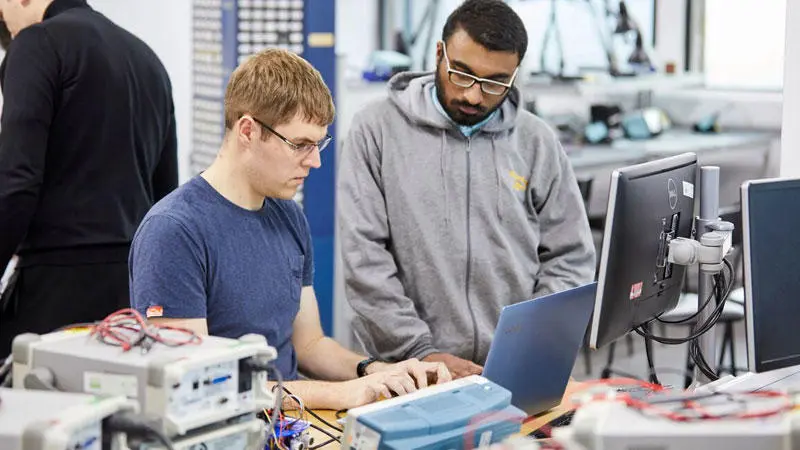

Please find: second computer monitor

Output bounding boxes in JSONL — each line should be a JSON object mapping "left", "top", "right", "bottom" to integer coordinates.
{"left": 742, "top": 178, "right": 800, "bottom": 373}
{"left": 589, "top": 152, "right": 698, "bottom": 350}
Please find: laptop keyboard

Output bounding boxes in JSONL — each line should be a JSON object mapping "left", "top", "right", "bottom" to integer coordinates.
{"left": 528, "top": 410, "right": 575, "bottom": 439}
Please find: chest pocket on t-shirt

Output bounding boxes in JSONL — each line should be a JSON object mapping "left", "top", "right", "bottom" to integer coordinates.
{"left": 288, "top": 254, "right": 303, "bottom": 282}
{"left": 286, "top": 254, "right": 304, "bottom": 312}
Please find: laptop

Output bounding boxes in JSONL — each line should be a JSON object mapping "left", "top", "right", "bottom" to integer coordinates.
{"left": 482, "top": 282, "right": 597, "bottom": 415}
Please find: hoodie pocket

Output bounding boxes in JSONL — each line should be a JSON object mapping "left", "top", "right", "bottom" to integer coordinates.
{"left": 494, "top": 149, "right": 538, "bottom": 227}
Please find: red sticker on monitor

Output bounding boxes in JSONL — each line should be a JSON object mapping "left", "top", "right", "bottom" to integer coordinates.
{"left": 630, "top": 282, "right": 643, "bottom": 300}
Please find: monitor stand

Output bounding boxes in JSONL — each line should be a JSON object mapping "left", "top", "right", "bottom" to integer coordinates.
{"left": 668, "top": 166, "right": 735, "bottom": 386}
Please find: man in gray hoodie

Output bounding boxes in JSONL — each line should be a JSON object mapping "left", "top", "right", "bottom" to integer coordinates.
{"left": 338, "top": 0, "right": 596, "bottom": 379}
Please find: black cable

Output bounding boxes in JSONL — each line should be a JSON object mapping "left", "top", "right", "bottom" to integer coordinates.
{"left": 636, "top": 270, "right": 731, "bottom": 345}
{"left": 310, "top": 437, "right": 338, "bottom": 449}
{"left": 690, "top": 340, "right": 717, "bottom": 380}
{"left": 602, "top": 366, "right": 691, "bottom": 385}
{"left": 686, "top": 263, "right": 736, "bottom": 382}
{"left": 723, "top": 258, "right": 735, "bottom": 284}
{"left": 0, "top": 355, "right": 11, "bottom": 387}
{"left": 655, "top": 284, "right": 716, "bottom": 324}
{"left": 641, "top": 323, "right": 660, "bottom": 385}
{"left": 305, "top": 409, "right": 344, "bottom": 433}
{"left": 281, "top": 386, "right": 343, "bottom": 433}
{"left": 105, "top": 412, "right": 175, "bottom": 450}
{"left": 634, "top": 255, "right": 737, "bottom": 387}
{"left": 308, "top": 423, "right": 340, "bottom": 442}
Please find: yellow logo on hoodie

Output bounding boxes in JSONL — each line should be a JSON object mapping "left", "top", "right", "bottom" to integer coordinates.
{"left": 509, "top": 170, "right": 528, "bottom": 192}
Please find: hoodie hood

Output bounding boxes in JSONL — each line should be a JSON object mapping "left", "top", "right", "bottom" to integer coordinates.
{"left": 387, "top": 71, "right": 522, "bottom": 133}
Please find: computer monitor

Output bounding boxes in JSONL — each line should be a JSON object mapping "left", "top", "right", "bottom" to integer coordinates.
{"left": 742, "top": 178, "right": 800, "bottom": 373}
{"left": 589, "top": 152, "right": 698, "bottom": 349}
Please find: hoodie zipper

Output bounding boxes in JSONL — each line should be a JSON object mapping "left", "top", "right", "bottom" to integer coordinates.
{"left": 465, "top": 138, "right": 480, "bottom": 363}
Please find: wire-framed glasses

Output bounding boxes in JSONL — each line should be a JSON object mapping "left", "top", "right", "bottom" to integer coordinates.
{"left": 250, "top": 116, "right": 332, "bottom": 155}
{"left": 441, "top": 41, "right": 518, "bottom": 96}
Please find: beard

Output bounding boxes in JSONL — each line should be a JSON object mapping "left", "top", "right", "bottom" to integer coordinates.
{"left": 434, "top": 71, "right": 505, "bottom": 127}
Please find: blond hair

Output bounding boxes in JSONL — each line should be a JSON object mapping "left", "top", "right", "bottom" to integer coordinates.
{"left": 224, "top": 49, "right": 335, "bottom": 133}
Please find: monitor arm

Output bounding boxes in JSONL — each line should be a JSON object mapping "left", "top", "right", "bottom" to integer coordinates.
{"left": 668, "top": 221, "right": 734, "bottom": 272}
{"left": 666, "top": 166, "right": 732, "bottom": 386}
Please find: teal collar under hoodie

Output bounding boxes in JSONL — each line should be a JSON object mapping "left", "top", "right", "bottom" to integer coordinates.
{"left": 429, "top": 84, "right": 498, "bottom": 137}
{"left": 385, "top": 72, "right": 519, "bottom": 135}
{"left": 337, "top": 71, "right": 597, "bottom": 366}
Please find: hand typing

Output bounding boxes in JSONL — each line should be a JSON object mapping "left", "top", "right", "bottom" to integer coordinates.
{"left": 422, "top": 353, "right": 483, "bottom": 379}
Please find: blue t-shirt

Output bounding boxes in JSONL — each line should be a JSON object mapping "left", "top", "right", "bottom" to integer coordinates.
{"left": 129, "top": 176, "right": 313, "bottom": 380}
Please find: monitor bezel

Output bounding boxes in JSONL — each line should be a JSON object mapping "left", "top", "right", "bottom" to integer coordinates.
{"left": 741, "top": 177, "right": 800, "bottom": 373}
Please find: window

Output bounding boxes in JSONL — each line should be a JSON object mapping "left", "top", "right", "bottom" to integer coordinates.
{"left": 703, "top": 0, "right": 786, "bottom": 90}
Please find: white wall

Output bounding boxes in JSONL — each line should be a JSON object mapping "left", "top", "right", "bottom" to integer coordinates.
{"left": 781, "top": 0, "right": 800, "bottom": 177}
{"left": 335, "top": 0, "right": 379, "bottom": 79}
{"left": 705, "top": 0, "right": 787, "bottom": 90}
{"left": 654, "top": 0, "right": 687, "bottom": 71}
{"left": 89, "top": 0, "right": 194, "bottom": 183}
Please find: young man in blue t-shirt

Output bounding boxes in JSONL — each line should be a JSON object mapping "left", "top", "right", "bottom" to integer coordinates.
{"left": 129, "top": 49, "right": 451, "bottom": 410}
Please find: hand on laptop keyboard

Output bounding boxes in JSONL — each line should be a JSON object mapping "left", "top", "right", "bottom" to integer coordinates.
{"left": 421, "top": 353, "right": 483, "bottom": 379}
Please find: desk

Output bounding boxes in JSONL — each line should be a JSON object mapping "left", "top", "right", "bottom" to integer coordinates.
{"left": 520, "top": 73, "right": 706, "bottom": 100}
{"left": 567, "top": 129, "right": 778, "bottom": 218}
{"left": 302, "top": 380, "right": 585, "bottom": 449}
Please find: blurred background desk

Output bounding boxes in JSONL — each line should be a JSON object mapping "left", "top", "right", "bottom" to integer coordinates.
{"left": 568, "top": 128, "right": 778, "bottom": 220}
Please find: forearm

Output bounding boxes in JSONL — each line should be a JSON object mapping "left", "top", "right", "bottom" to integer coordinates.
{"left": 297, "top": 336, "right": 364, "bottom": 381}
{"left": 274, "top": 379, "right": 349, "bottom": 410}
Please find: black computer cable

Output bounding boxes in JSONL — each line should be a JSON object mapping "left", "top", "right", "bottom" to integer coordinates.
{"left": 105, "top": 412, "right": 175, "bottom": 450}
{"left": 0, "top": 355, "right": 11, "bottom": 387}
{"left": 309, "top": 437, "right": 338, "bottom": 449}
{"left": 280, "top": 385, "right": 343, "bottom": 445}
{"left": 641, "top": 323, "right": 661, "bottom": 385}
{"left": 687, "top": 261, "right": 736, "bottom": 381}
{"left": 655, "top": 283, "right": 717, "bottom": 325}
{"left": 602, "top": 366, "right": 692, "bottom": 383}
{"left": 308, "top": 423, "right": 339, "bottom": 441}
{"left": 636, "top": 258, "right": 735, "bottom": 346}
{"left": 282, "top": 385, "right": 343, "bottom": 433}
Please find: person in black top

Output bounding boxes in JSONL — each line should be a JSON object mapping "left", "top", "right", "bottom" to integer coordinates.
{"left": 0, "top": 0, "right": 178, "bottom": 357}
{"left": 0, "top": 21, "right": 9, "bottom": 50}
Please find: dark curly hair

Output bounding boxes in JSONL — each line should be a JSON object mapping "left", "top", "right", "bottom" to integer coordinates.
{"left": 441, "top": 0, "right": 528, "bottom": 62}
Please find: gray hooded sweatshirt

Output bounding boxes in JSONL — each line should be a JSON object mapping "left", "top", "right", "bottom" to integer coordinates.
{"left": 338, "top": 72, "right": 596, "bottom": 365}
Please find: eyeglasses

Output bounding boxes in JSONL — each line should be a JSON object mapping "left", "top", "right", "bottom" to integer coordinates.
{"left": 441, "top": 41, "right": 518, "bottom": 96}
{"left": 249, "top": 116, "right": 332, "bottom": 155}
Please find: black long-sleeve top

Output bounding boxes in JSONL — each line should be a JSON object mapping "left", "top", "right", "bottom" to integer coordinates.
{"left": 0, "top": 0, "right": 178, "bottom": 270}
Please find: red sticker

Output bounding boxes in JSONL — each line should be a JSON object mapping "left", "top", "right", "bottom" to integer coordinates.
{"left": 630, "top": 282, "right": 643, "bottom": 300}
{"left": 146, "top": 305, "right": 163, "bottom": 318}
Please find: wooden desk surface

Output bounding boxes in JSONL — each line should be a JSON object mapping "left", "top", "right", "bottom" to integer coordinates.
{"left": 299, "top": 380, "right": 585, "bottom": 449}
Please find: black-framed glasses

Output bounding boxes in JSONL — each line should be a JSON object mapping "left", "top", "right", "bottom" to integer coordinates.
{"left": 441, "top": 41, "right": 518, "bottom": 96}
{"left": 249, "top": 116, "right": 332, "bottom": 155}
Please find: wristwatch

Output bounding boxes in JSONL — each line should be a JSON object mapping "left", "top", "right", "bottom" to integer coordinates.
{"left": 356, "top": 357, "right": 380, "bottom": 377}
